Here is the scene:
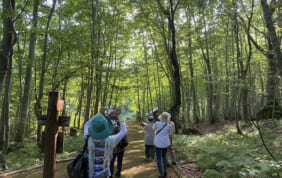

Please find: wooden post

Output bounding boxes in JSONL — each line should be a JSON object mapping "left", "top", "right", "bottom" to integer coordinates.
{"left": 43, "top": 92, "right": 64, "bottom": 178}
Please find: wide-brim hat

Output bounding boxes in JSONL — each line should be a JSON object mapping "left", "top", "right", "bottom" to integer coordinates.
{"left": 88, "top": 113, "right": 114, "bottom": 140}
{"left": 158, "top": 112, "right": 171, "bottom": 122}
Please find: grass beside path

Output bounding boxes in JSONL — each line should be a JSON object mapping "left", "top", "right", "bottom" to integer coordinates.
{"left": 1, "top": 121, "right": 179, "bottom": 178}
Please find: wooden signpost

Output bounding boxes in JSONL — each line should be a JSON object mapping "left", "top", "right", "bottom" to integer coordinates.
{"left": 43, "top": 92, "right": 65, "bottom": 178}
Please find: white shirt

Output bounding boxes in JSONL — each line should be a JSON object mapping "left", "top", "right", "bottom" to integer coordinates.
{"left": 153, "top": 121, "right": 171, "bottom": 148}
{"left": 83, "top": 118, "right": 93, "bottom": 139}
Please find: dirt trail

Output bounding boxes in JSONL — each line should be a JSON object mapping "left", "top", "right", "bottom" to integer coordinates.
{"left": 0, "top": 121, "right": 179, "bottom": 178}
{"left": 116, "top": 122, "right": 178, "bottom": 178}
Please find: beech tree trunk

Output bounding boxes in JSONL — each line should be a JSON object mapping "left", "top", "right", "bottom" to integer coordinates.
{"left": 261, "top": 0, "right": 282, "bottom": 77}
{"left": 0, "top": 58, "right": 12, "bottom": 170}
{"left": 157, "top": 0, "right": 181, "bottom": 131}
{"left": 15, "top": 0, "right": 39, "bottom": 142}
{"left": 35, "top": 0, "right": 57, "bottom": 147}
{"left": 0, "top": 0, "right": 16, "bottom": 170}
{"left": 233, "top": 1, "right": 243, "bottom": 134}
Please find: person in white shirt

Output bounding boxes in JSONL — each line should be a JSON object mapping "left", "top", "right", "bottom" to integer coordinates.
{"left": 153, "top": 112, "right": 172, "bottom": 178}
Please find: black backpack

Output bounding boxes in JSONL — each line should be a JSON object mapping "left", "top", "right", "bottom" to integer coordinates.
{"left": 67, "top": 136, "right": 89, "bottom": 178}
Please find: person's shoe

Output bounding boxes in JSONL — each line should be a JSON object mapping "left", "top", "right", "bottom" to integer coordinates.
{"left": 172, "top": 161, "right": 176, "bottom": 165}
{"left": 164, "top": 172, "right": 167, "bottom": 177}
{"left": 115, "top": 172, "right": 121, "bottom": 177}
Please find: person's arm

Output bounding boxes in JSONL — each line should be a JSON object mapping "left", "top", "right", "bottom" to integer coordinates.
{"left": 83, "top": 119, "right": 91, "bottom": 139}
{"left": 110, "top": 121, "right": 127, "bottom": 147}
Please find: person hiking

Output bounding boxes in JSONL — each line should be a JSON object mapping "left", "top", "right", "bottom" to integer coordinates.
{"left": 153, "top": 112, "right": 172, "bottom": 178}
{"left": 143, "top": 115, "right": 155, "bottom": 161}
{"left": 109, "top": 122, "right": 128, "bottom": 178}
{"left": 87, "top": 113, "right": 127, "bottom": 178}
{"left": 84, "top": 106, "right": 108, "bottom": 139}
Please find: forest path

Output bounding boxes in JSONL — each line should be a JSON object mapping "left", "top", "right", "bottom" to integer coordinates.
{"left": 1, "top": 121, "right": 179, "bottom": 178}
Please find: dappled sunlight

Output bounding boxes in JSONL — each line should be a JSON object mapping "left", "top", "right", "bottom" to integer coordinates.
{"left": 121, "top": 164, "right": 156, "bottom": 178}
{"left": 128, "top": 140, "right": 144, "bottom": 144}
{"left": 125, "top": 149, "right": 142, "bottom": 154}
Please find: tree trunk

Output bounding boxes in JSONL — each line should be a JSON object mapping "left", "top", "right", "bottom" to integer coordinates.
{"left": 233, "top": 1, "right": 243, "bottom": 134}
{"left": 157, "top": 0, "right": 181, "bottom": 131}
{"left": 74, "top": 75, "right": 85, "bottom": 128}
{"left": 245, "top": 5, "right": 279, "bottom": 112}
{"left": 195, "top": 11, "right": 215, "bottom": 124}
{"left": 261, "top": 0, "right": 282, "bottom": 77}
{"left": 15, "top": 0, "right": 39, "bottom": 142}
{"left": 35, "top": 0, "right": 57, "bottom": 147}
{"left": 142, "top": 32, "right": 153, "bottom": 111}
{"left": 0, "top": 0, "right": 16, "bottom": 93}
{"left": 0, "top": 58, "right": 12, "bottom": 170}
{"left": 188, "top": 32, "right": 199, "bottom": 123}
{"left": 0, "top": 0, "right": 16, "bottom": 170}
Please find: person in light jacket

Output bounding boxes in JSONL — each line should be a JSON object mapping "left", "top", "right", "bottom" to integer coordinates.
{"left": 153, "top": 112, "right": 172, "bottom": 178}
{"left": 87, "top": 113, "right": 127, "bottom": 178}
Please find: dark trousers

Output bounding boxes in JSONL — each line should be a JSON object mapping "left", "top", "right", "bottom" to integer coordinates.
{"left": 145, "top": 145, "right": 155, "bottom": 159}
{"left": 110, "top": 151, "right": 124, "bottom": 176}
{"left": 155, "top": 147, "right": 168, "bottom": 177}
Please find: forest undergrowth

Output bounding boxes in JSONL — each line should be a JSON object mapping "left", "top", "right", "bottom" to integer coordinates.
{"left": 173, "top": 120, "right": 282, "bottom": 178}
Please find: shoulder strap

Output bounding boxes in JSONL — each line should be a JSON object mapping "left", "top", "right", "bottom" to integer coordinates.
{"left": 83, "top": 135, "right": 89, "bottom": 153}
{"left": 156, "top": 124, "right": 167, "bottom": 135}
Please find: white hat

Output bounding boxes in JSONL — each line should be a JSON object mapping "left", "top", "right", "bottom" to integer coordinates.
{"left": 158, "top": 112, "right": 171, "bottom": 122}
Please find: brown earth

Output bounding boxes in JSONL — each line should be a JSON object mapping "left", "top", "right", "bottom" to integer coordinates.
{"left": 0, "top": 122, "right": 184, "bottom": 178}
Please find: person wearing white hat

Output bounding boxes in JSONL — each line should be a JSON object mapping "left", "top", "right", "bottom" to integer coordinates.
{"left": 153, "top": 112, "right": 172, "bottom": 178}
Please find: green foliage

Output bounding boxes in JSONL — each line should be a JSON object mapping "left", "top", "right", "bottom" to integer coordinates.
{"left": 174, "top": 123, "right": 282, "bottom": 178}
{"left": 7, "top": 140, "right": 42, "bottom": 170}
{"left": 203, "top": 169, "right": 224, "bottom": 178}
{"left": 6, "top": 133, "right": 85, "bottom": 171}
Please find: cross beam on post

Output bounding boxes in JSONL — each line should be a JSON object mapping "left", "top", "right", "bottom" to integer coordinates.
{"left": 43, "top": 92, "right": 64, "bottom": 178}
